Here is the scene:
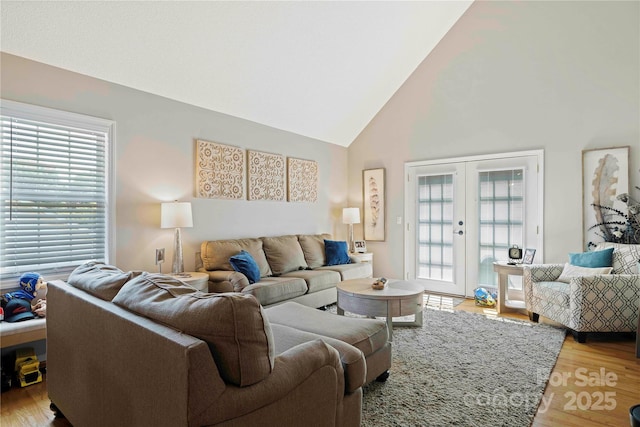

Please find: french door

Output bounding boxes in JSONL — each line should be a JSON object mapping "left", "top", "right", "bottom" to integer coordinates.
{"left": 404, "top": 151, "right": 543, "bottom": 297}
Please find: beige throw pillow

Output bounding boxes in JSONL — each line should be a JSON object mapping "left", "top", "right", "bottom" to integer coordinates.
{"left": 113, "top": 273, "right": 275, "bottom": 387}
{"left": 557, "top": 263, "right": 613, "bottom": 283}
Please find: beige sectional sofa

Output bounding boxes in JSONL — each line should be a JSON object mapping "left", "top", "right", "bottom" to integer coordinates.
{"left": 199, "top": 234, "right": 373, "bottom": 307}
{"left": 46, "top": 262, "right": 391, "bottom": 427}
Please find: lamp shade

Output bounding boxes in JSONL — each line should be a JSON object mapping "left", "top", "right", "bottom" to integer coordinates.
{"left": 161, "top": 202, "right": 193, "bottom": 229}
{"left": 342, "top": 207, "right": 360, "bottom": 224}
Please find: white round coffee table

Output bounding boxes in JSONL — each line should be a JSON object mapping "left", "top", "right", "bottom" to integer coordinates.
{"left": 337, "top": 278, "right": 424, "bottom": 341}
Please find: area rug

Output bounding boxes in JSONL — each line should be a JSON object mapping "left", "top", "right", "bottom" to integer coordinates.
{"left": 332, "top": 303, "right": 566, "bottom": 426}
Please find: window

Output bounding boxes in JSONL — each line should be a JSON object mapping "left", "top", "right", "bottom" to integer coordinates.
{"left": 417, "top": 174, "right": 454, "bottom": 281}
{"left": 0, "top": 100, "right": 114, "bottom": 286}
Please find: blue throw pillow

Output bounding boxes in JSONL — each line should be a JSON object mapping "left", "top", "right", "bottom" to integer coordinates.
{"left": 569, "top": 247, "right": 614, "bottom": 268}
{"left": 324, "top": 240, "right": 351, "bottom": 266}
{"left": 229, "top": 250, "right": 261, "bottom": 284}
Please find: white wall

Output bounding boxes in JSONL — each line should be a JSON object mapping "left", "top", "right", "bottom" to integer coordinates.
{"left": 348, "top": 1, "right": 640, "bottom": 278}
{"left": 1, "top": 53, "right": 349, "bottom": 274}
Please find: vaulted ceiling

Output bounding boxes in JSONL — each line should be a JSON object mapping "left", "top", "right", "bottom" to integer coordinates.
{"left": 1, "top": 1, "right": 472, "bottom": 147}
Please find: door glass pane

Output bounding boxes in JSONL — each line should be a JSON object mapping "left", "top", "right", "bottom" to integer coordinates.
{"left": 417, "top": 174, "right": 453, "bottom": 282}
{"left": 477, "top": 169, "right": 524, "bottom": 288}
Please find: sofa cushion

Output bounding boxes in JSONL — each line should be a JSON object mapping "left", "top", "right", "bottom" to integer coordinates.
{"left": 201, "top": 238, "right": 272, "bottom": 277}
{"left": 569, "top": 247, "right": 614, "bottom": 268}
{"left": 113, "top": 273, "right": 275, "bottom": 387}
{"left": 317, "top": 263, "right": 373, "bottom": 281}
{"left": 324, "top": 240, "right": 351, "bottom": 266}
{"left": 261, "top": 235, "right": 308, "bottom": 275}
{"left": 266, "top": 302, "right": 389, "bottom": 358}
{"left": 269, "top": 323, "right": 366, "bottom": 393}
{"left": 557, "top": 263, "right": 612, "bottom": 283}
{"left": 298, "top": 234, "right": 331, "bottom": 269}
{"left": 595, "top": 242, "right": 640, "bottom": 274}
{"left": 241, "top": 277, "right": 308, "bottom": 306}
{"left": 229, "top": 250, "right": 261, "bottom": 284}
{"left": 282, "top": 269, "right": 341, "bottom": 293}
{"left": 68, "top": 261, "right": 139, "bottom": 301}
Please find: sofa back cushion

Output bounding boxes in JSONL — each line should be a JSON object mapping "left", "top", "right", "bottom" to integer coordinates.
{"left": 298, "top": 234, "right": 331, "bottom": 269}
{"left": 261, "top": 235, "right": 308, "bottom": 275}
{"left": 113, "top": 273, "right": 275, "bottom": 387}
{"left": 201, "top": 238, "right": 272, "bottom": 277}
{"left": 68, "top": 261, "right": 139, "bottom": 301}
{"left": 594, "top": 242, "right": 640, "bottom": 274}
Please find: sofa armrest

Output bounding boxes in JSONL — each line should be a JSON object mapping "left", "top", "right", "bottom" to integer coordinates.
{"left": 198, "top": 269, "right": 250, "bottom": 292}
{"left": 569, "top": 274, "right": 640, "bottom": 331}
{"left": 194, "top": 339, "right": 346, "bottom": 426}
{"left": 523, "top": 264, "right": 564, "bottom": 309}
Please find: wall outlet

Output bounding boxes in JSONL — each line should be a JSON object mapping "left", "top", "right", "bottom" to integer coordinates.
{"left": 155, "top": 248, "right": 165, "bottom": 265}
{"left": 396, "top": 216, "right": 403, "bottom": 225}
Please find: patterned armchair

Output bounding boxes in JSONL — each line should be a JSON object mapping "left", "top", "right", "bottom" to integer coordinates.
{"left": 523, "top": 243, "right": 640, "bottom": 343}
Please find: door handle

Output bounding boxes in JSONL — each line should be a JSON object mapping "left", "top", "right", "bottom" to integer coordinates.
{"left": 453, "top": 230, "right": 464, "bottom": 235}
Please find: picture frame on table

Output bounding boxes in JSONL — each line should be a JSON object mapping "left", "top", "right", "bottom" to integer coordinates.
{"left": 522, "top": 248, "right": 536, "bottom": 264}
{"left": 354, "top": 240, "right": 367, "bottom": 253}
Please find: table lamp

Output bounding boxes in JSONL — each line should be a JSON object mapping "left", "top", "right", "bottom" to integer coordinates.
{"left": 342, "top": 207, "right": 360, "bottom": 253}
{"left": 161, "top": 201, "right": 193, "bottom": 275}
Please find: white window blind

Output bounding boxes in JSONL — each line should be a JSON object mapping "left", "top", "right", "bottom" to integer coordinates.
{"left": 0, "top": 100, "right": 113, "bottom": 283}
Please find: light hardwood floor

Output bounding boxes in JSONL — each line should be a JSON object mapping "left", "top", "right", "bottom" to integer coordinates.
{"left": 1, "top": 299, "right": 638, "bottom": 426}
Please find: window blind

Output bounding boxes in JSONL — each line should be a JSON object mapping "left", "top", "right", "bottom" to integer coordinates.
{"left": 0, "top": 107, "right": 110, "bottom": 281}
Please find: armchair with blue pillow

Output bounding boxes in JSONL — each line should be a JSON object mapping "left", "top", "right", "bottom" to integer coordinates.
{"left": 523, "top": 243, "right": 640, "bottom": 343}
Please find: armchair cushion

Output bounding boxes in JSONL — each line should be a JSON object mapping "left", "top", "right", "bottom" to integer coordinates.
{"left": 595, "top": 242, "right": 640, "bottom": 274}
{"left": 113, "top": 273, "right": 275, "bottom": 387}
{"left": 569, "top": 247, "right": 614, "bottom": 268}
{"left": 557, "top": 263, "right": 612, "bottom": 283}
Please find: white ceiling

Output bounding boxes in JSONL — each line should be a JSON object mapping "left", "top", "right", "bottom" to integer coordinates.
{"left": 1, "top": 1, "right": 472, "bottom": 147}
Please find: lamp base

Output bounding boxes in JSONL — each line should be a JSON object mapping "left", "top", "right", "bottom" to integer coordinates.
{"left": 171, "top": 227, "right": 185, "bottom": 275}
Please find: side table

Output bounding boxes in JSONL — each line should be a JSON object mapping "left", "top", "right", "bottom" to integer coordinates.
{"left": 492, "top": 262, "right": 527, "bottom": 314}
{"left": 350, "top": 252, "right": 373, "bottom": 263}
{"left": 172, "top": 272, "right": 209, "bottom": 292}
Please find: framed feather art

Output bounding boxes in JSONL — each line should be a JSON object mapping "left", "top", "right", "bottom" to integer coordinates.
{"left": 363, "top": 168, "right": 385, "bottom": 241}
{"left": 582, "top": 146, "right": 630, "bottom": 249}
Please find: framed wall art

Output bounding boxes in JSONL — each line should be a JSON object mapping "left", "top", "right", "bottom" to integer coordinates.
{"left": 363, "top": 168, "right": 385, "bottom": 241}
{"left": 196, "top": 139, "right": 246, "bottom": 199}
{"left": 582, "top": 146, "right": 630, "bottom": 249}
{"left": 287, "top": 157, "right": 318, "bottom": 202}
{"left": 248, "top": 150, "right": 286, "bottom": 201}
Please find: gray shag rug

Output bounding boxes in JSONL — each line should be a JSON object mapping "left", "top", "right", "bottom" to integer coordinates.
{"left": 331, "top": 302, "right": 565, "bottom": 427}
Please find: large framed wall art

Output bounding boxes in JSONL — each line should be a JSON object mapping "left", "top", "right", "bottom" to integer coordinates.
{"left": 287, "top": 157, "right": 318, "bottom": 202}
{"left": 248, "top": 150, "right": 286, "bottom": 201}
{"left": 363, "top": 168, "right": 385, "bottom": 241}
{"left": 582, "top": 146, "right": 629, "bottom": 248}
{"left": 196, "top": 139, "right": 246, "bottom": 199}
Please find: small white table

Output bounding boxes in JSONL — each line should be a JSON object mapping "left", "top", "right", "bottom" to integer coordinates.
{"left": 172, "top": 272, "right": 209, "bottom": 292}
{"left": 492, "top": 262, "right": 527, "bottom": 314}
{"left": 350, "top": 252, "right": 373, "bottom": 263}
{"left": 337, "top": 278, "right": 424, "bottom": 341}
